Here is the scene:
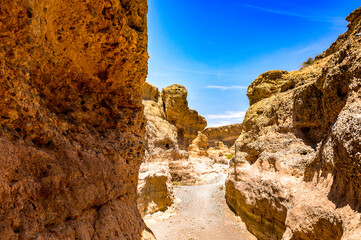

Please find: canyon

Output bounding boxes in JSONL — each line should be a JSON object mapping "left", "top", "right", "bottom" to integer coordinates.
{"left": 140, "top": 6, "right": 361, "bottom": 240}
{"left": 1, "top": 0, "right": 360, "bottom": 240}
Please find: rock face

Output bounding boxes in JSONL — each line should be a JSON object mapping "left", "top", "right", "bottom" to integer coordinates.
{"left": 203, "top": 123, "right": 243, "bottom": 147}
{"left": 137, "top": 162, "right": 174, "bottom": 217}
{"left": 226, "top": 7, "right": 361, "bottom": 240}
{"left": 142, "top": 83, "right": 189, "bottom": 163}
{"left": 140, "top": 82, "right": 209, "bottom": 216}
{"left": 138, "top": 83, "right": 181, "bottom": 217}
{"left": 139, "top": 82, "right": 227, "bottom": 216}
{"left": 207, "top": 142, "right": 233, "bottom": 165}
{"left": 188, "top": 131, "right": 209, "bottom": 157}
{"left": 0, "top": 0, "right": 153, "bottom": 239}
{"left": 162, "top": 84, "right": 207, "bottom": 149}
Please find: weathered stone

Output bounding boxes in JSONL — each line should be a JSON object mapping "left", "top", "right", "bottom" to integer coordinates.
{"left": 140, "top": 82, "right": 227, "bottom": 197}
{"left": 162, "top": 84, "right": 207, "bottom": 148}
{"left": 0, "top": 0, "right": 153, "bottom": 239}
{"left": 226, "top": 6, "right": 361, "bottom": 240}
{"left": 138, "top": 162, "right": 174, "bottom": 217}
{"left": 203, "top": 123, "right": 243, "bottom": 147}
{"left": 138, "top": 83, "right": 184, "bottom": 217}
{"left": 247, "top": 70, "right": 289, "bottom": 105}
{"left": 143, "top": 82, "right": 159, "bottom": 102}
{"left": 207, "top": 142, "right": 233, "bottom": 165}
{"left": 188, "top": 131, "right": 209, "bottom": 157}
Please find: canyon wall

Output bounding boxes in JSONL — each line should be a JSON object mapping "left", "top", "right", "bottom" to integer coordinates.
{"left": 203, "top": 123, "right": 243, "bottom": 147}
{"left": 139, "top": 82, "right": 233, "bottom": 217}
{"left": 138, "top": 83, "right": 209, "bottom": 216}
{"left": 138, "top": 83, "right": 182, "bottom": 217}
{"left": 0, "top": 0, "right": 153, "bottom": 239}
{"left": 162, "top": 84, "right": 207, "bottom": 149}
{"left": 226, "top": 7, "right": 361, "bottom": 240}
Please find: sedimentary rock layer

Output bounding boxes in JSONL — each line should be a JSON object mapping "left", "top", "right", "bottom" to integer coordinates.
{"left": 139, "top": 82, "right": 220, "bottom": 216}
{"left": 138, "top": 83, "right": 178, "bottom": 216}
{"left": 203, "top": 123, "right": 243, "bottom": 147}
{"left": 188, "top": 131, "right": 209, "bottom": 157}
{"left": 0, "top": 0, "right": 153, "bottom": 239}
{"left": 226, "top": 7, "right": 361, "bottom": 240}
{"left": 162, "top": 84, "right": 207, "bottom": 149}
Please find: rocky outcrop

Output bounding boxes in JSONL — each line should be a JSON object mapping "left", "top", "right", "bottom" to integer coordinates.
{"left": 203, "top": 123, "right": 243, "bottom": 147}
{"left": 138, "top": 83, "right": 178, "bottom": 217}
{"left": 207, "top": 142, "right": 234, "bottom": 165}
{"left": 137, "top": 162, "right": 174, "bottom": 217}
{"left": 139, "top": 82, "right": 210, "bottom": 216}
{"left": 226, "top": 7, "right": 361, "bottom": 240}
{"left": 0, "top": 0, "right": 154, "bottom": 239}
{"left": 139, "top": 82, "right": 228, "bottom": 215}
{"left": 188, "top": 131, "right": 209, "bottom": 157}
{"left": 142, "top": 83, "right": 190, "bottom": 163}
{"left": 143, "top": 81, "right": 159, "bottom": 102}
{"left": 162, "top": 84, "right": 207, "bottom": 149}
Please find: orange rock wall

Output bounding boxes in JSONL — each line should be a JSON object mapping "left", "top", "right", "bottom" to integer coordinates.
{"left": 0, "top": 0, "right": 150, "bottom": 239}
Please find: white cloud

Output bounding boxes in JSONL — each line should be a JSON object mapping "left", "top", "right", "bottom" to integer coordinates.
{"left": 207, "top": 121, "right": 232, "bottom": 128}
{"left": 206, "top": 85, "right": 248, "bottom": 90}
{"left": 206, "top": 111, "right": 246, "bottom": 127}
{"left": 244, "top": 4, "right": 345, "bottom": 25}
{"left": 206, "top": 111, "right": 246, "bottom": 120}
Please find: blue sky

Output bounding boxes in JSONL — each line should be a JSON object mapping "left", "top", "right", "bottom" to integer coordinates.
{"left": 147, "top": 0, "right": 359, "bottom": 127}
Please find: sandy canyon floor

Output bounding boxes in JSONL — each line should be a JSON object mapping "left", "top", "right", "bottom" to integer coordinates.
{"left": 146, "top": 173, "right": 257, "bottom": 240}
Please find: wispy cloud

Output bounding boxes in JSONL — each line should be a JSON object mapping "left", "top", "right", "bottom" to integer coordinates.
{"left": 244, "top": 4, "right": 345, "bottom": 25}
{"left": 206, "top": 111, "right": 246, "bottom": 120}
{"left": 208, "top": 121, "right": 233, "bottom": 128}
{"left": 206, "top": 111, "right": 246, "bottom": 127}
{"left": 206, "top": 85, "right": 248, "bottom": 90}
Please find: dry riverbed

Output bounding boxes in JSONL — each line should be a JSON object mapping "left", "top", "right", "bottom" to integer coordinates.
{"left": 146, "top": 174, "right": 256, "bottom": 240}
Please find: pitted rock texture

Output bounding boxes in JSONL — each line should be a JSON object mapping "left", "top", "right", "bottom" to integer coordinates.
{"left": 226, "top": 7, "right": 361, "bottom": 240}
{"left": 137, "top": 162, "right": 174, "bottom": 217}
{"left": 203, "top": 123, "right": 243, "bottom": 147}
{"left": 142, "top": 83, "right": 188, "bottom": 163}
{"left": 188, "top": 131, "right": 209, "bottom": 157}
{"left": 138, "top": 82, "right": 185, "bottom": 217}
{"left": 0, "top": 0, "right": 153, "bottom": 239}
{"left": 207, "top": 142, "right": 233, "bottom": 165}
{"left": 143, "top": 82, "right": 159, "bottom": 102}
{"left": 162, "top": 84, "right": 207, "bottom": 149}
{"left": 139, "top": 82, "right": 228, "bottom": 217}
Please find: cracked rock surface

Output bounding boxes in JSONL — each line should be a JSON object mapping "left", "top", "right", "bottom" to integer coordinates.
{"left": 226, "top": 7, "right": 361, "bottom": 240}
{"left": 0, "top": 0, "right": 153, "bottom": 239}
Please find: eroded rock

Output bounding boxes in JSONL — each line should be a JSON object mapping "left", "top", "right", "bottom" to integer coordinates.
{"left": 188, "top": 131, "right": 209, "bottom": 157}
{"left": 203, "top": 123, "right": 243, "bottom": 147}
{"left": 226, "top": 7, "right": 361, "bottom": 240}
{"left": 0, "top": 0, "right": 154, "bottom": 239}
{"left": 162, "top": 84, "right": 207, "bottom": 149}
{"left": 138, "top": 162, "right": 174, "bottom": 217}
{"left": 139, "top": 82, "right": 228, "bottom": 217}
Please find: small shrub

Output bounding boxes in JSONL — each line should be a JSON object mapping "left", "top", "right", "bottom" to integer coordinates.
{"left": 302, "top": 57, "right": 315, "bottom": 67}
{"left": 173, "top": 181, "right": 182, "bottom": 186}
{"left": 226, "top": 154, "right": 233, "bottom": 159}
